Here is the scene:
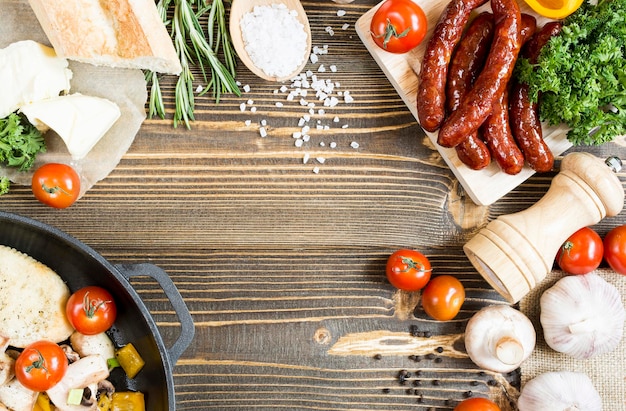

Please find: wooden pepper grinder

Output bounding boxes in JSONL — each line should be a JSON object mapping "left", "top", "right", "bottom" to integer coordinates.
{"left": 464, "top": 152, "right": 625, "bottom": 303}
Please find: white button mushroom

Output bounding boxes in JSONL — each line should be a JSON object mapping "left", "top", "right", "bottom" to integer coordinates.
{"left": 517, "top": 371, "right": 602, "bottom": 411}
{"left": 540, "top": 273, "right": 625, "bottom": 359}
{"left": 464, "top": 304, "right": 536, "bottom": 373}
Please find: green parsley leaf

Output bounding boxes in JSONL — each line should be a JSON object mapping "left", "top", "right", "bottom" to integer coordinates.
{"left": 515, "top": 0, "right": 626, "bottom": 145}
{"left": 0, "top": 113, "right": 46, "bottom": 171}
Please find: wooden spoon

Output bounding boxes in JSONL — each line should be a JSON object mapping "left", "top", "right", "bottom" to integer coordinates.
{"left": 229, "top": 0, "right": 312, "bottom": 82}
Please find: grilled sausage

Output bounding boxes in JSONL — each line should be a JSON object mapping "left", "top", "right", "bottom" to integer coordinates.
{"left": 436, "top": 0, "right": 522, "bottom": 148}
{"left": 509, "top": 22, "right": 563, "bottom": 172}
{"left": 416, "top": 0, "right": 489, "bottom": 132}
{"left": 476, "top": 13, "right": 536, "bottom": 175}
{"left": 446, "top": 12, "right": 495, "bottom": 170}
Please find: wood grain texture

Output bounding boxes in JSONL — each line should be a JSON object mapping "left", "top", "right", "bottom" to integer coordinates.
{"left": 2, "top": 0, "right": 626, "bottom": 409}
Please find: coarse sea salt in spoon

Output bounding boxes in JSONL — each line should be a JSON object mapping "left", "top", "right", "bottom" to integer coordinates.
{"left": 229, "top": 0, "right": 312, "bottom": 82}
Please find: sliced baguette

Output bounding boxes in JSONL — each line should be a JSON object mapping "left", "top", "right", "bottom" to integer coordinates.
{"left": 27, "top": 0, "right": 182, "bottom": 74}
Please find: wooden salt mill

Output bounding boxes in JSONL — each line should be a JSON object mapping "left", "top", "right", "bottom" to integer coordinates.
{"left": 464, "top": 152, "right": 625, "bottom": 303}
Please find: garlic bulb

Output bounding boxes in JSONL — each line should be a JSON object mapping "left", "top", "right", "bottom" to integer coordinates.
{"left": 464, "top": 304, "right": 536, "bottom": 373}
{"left": 517, "top": 371, "right": 602, "bottom": 411}
{"left": 540, "top": 273, "right": 624, "bottom": 359}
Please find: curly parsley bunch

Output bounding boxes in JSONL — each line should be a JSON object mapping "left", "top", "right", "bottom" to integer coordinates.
{"left": 516, "top": 0, "right": 626, "bottom": 145}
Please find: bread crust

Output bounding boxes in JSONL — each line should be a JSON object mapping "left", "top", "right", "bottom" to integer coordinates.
{"left": 27, "top": 0, "right": 181, "bottom": 74}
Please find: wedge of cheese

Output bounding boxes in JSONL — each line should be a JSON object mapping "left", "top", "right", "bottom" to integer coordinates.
{"left": 0, "top": 245, "right": 74, "bottom": 348}
{"left": 0, "top": 40, "right": 72, "bottom": 118}
{"left": 20, "top": 93, "right": 121, "bottom": 160}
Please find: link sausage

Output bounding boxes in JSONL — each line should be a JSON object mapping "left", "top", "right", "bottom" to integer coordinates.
{"left": 437, "top": 0, "right": 522, "bottom": 148}
{"left": 509, "top": 22, "right": 562, "bottom": 172}
{"left": 446, "top": 12, "right": 494, "bottom": 170}
{"left": 416, "top": 0, "right": 489, "bottom": 132}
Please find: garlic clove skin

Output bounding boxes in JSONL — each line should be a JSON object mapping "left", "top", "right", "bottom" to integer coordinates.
{"left": 464, "top": 304, "right": 536, "bottom": 373}
{"left": 540, "top": 273, "right": 625, "bottom": 359}
{"left": 517, "top": 371, "right": 602, "bottom": 411}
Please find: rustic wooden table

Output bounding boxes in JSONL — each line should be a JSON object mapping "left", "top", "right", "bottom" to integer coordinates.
{"left": 3, "top": 0, "right": 625, "bottom": 409}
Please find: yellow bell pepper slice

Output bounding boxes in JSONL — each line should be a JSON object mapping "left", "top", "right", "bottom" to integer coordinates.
{"left": 115, "top": 343, "right": 145, "bottom": 379}
{"left": 523, "top": 0, "right": 583, "bottom": 19}
{"left": 33, "top": 393, "right": 54, "bottom": 411}
{"left": 110, "top": 392, "right": 145, "bottom": 411}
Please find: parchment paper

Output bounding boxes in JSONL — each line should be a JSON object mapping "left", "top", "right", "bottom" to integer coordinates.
{"left": 0, "top": 0, "right": 148, "bottom": 197}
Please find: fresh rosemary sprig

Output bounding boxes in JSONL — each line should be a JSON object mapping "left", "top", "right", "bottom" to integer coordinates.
{"left": 148, "top": 0, "right": 240, "bottom": 128}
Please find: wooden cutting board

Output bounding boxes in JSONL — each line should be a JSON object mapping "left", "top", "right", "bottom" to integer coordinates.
{"left": 355, "top": 0, "right": 573, "bottom": 206}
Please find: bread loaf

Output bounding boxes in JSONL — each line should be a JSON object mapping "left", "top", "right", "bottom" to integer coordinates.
{"left": 27, "top": 0, "right": 182, "bottom": 74}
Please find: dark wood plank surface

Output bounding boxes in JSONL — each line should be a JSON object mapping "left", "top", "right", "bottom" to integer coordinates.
{"left": 2, "top": 0, "right": 625, "bottom": 409}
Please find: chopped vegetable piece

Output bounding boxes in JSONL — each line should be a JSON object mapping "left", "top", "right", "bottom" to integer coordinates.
{"left": 34, "top": 393, "right": 54, "bottom": 411}
{"left": 107, "top": 357, "right": 121, "bottom": 369}
{"left": 111, "top": 391, "right": 145, "bottom": 411}
{"left": 67, "top": 388, "right": 84, "bottom": 405}
{"left": 115, "top": 344, "right": 145, "bottom": 379}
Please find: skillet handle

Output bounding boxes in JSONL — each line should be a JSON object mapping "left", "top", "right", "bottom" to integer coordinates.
{"left": 115, "top": 263, "right": 195, "bottom": 365}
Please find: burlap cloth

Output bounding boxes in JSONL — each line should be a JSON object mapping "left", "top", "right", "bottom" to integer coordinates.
{"left": 519, "top": 269, "right": 626, "bottom": 410}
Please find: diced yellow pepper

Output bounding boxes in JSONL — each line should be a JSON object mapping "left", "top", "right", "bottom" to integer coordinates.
{"left": 33, "top": 393, "right": 54, "bottom": 411}
{"left": 115, "top": 343, "right": 145, "bottom": 379}
{"left": 111, "top": 392, "right": 145, "bottom": 411}
{"left": 98, "top": 392, "right": 113, "bottom": 411}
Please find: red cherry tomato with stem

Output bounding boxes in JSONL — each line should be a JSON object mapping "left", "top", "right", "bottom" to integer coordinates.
{"left": 421, "top": 275, "right": 465, "bottom": 321}
{"left": 454, "top": 397, "right": 501, "bottom": 411}
{"left": 386, "top": 249, "right": 432, "bottom": 291}
{"left": 604, "top": 224, "right": 626, "bottom": 275}
{"left": 31, "top": 163, "right": 80, "bottom": 209}
{"left": 370, "top": 0, "right": 428, "bottom": 53}
{"left": 555, "top": 227, "right": 603, "bottom": 274}
{"left": 15, "top": 340, "right": 68, "bottom": 391}
{"left": 66, "top": 286, "right": 117, "bottom": 335}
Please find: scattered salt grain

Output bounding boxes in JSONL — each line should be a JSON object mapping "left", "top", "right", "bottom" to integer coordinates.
{"left": 293, "top": 131, "right": 302, "bottom": 138}
{"left": 261, "top": 119, "right": 267, "bottom": 126}
{"left": 330, "top": 142, "right": 337, "bottom": 148}
{"left": 243, "top": 84, "right": 251, "bottom": 92}
{"left": 276, "top": 102, "right": 284, "bottom": 108}
{"left": 259, "top": 127, "right": 267, "bottom": 137}
{"left": 295, "top": 139, "right": 304, "bottom": 147}
{"left": 350, "top": 141, "right": 359, "bottom": 148}
{"left": 317, "top": 157, "right": 326, "bottom": 163}
{"left": 313, "top": 166, "right": 320, "bottom": 174}
{"left": 244, "top": 120, "right": 252, "bottom": 126}
{"left": 342, "top": 23, "right": 350, "bottom": 30}
{"left": 337, "top": 9, "right": 346, "bottom": 16}
{"left": 196, "top": 85, "right": 203, "bottom": 93}
{"left": 240, "top": 4, "right": 308, "bottom": 78}
{"left": 303, "top": 153, "right": 310, "bottom": 164}
{"left": 310, "top": 53, "right": 319, "bottom": 64}
{"left": 250, "top": 107, "right": 257, "bottom": 113}
{"left": 333, "top": 116, "right": 340, "bottom": 123}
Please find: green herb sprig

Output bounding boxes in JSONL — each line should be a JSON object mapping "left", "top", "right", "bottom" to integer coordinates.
{"left": 516, "top": 0, "right": 626, "bottom": 145}
{"left": 148, "top": 0, "right": 240, "bottom": 129}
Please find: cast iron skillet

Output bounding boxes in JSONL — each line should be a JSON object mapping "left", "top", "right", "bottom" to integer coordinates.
{"left": 0, "top": 211, "right": 195, "bottom": 410}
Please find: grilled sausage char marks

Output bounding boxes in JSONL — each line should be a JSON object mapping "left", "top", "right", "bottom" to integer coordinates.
{"left": 479, "top": 13, "right": 537, "bottom": 175}
{"left": 446, "top": 12, "right": 494, "bottom": 170}
{"left": 509, "top": 22, "right": 563, "bottom": 172}
{"left": 436, "top": 0, "right": 522, "bottom": 149}
{"left": 416, "top": 0, "right": 489, "bottom": 132}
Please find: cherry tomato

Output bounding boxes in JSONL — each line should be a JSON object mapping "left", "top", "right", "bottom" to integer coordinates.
{"left": 370, "top": 0, "right": 428, "bottom": 53}
{"left": 386, "top": 249, "right": 432, "bottom": 291}
{"left": 66, "top": 286, "right": 117, "bottom": 335}
{"left": 454, "top": 397, "right": 501, "bottom": 411}
{"left": 15, "top": 340, "right": 68, "bottom": 391}
{"left": 555, "top": 227, "right": 603, "bottom": 275}
{"left": 604, "top": 224, "right": 626, "bottom": 275}
{"left": 420, "top": 275, "right": 465, "bottom": 321}
{"left": 32, "top": 163, "right": 80, "bottom": 209}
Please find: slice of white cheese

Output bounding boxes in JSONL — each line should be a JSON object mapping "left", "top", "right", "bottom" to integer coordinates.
{"left": 0, "top": 40, "right": 72, "bottom": 118}
{"left": 20, "top": 93, "right": 121, "bottom": 160}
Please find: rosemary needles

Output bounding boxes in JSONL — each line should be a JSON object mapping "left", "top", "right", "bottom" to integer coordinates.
{"left": 148, "top": 0, "right": 240, "bottom": 128}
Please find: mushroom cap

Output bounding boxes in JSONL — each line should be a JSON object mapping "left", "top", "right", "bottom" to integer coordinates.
{"left": 540, "top": 273, "right": 625, "bottom": 359}
{"left": 464, "top": 304, "right": 536, "bottom": 373}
